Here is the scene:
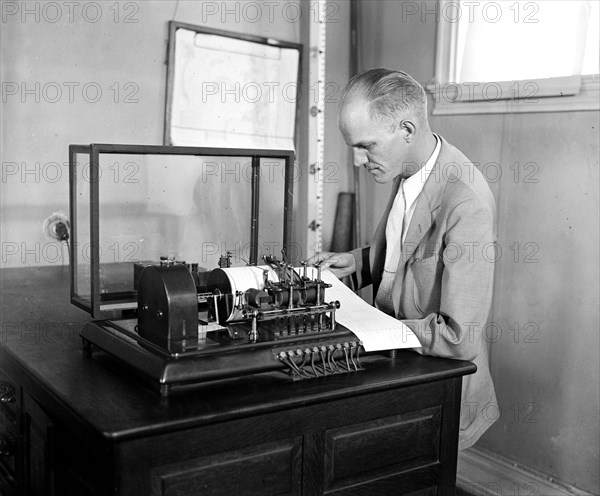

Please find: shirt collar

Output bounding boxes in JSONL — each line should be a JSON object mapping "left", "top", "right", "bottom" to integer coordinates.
{"left": 403, "top": 133, "right": 441, "bottom": 207}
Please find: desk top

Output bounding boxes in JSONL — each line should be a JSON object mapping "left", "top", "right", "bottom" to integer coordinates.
{"left": 0, "top": 266, "right": 475, "bottom": 444}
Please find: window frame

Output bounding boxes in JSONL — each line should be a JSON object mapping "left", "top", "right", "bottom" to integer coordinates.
{"left": 427, "top": 0, "right": 599, "bottom": 115}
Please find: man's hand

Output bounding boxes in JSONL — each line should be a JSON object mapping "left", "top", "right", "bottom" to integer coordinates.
{"left": 307, "top": 251, "right": 356, "bottom": 278}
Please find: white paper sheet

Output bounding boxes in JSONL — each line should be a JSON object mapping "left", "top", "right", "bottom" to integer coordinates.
{"left": 317, "top": 270, "right": 422, "bottom": 352}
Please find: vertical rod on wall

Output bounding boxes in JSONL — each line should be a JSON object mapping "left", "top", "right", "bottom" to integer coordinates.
{"left": 350, "top": 0, "right": 362, "bottom": 249}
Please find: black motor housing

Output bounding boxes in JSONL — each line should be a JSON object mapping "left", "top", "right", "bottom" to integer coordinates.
{"left": 137, "top": 264, "right": 198, "bottom": 353}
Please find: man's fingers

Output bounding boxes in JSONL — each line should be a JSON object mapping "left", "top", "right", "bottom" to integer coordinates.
{"left": 329, "top": 266, "right": 352, "bottom": 279}
{"left": 308, "top": 252, "right": 353, "bottom": 274}
{"left": 318, "top": 254, "right": 335, "bottom": 268}
{"left": 307, "top": 251, "right": 333, "bottom": 266}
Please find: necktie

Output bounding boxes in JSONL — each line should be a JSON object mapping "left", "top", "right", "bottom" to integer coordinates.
{"left": 375, "top": 180, "right": 406, "bottom": 315}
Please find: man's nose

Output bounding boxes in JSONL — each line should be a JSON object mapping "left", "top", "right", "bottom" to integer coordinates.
{"left": 353, "top": 148, "right": 368, "bottom": 167}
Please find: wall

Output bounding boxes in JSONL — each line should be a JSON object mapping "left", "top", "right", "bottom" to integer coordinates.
{"left": 358, "top": 1, "right": 599, "bottom": 493}
{"left": 1, "top": 0, "right": 352, "bottom": 268}
{"left": 477, "top": 111, "right": 599, "bottom": 490}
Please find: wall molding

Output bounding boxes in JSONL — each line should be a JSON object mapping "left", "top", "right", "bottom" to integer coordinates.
{"left": 457, "top": 447, "right": 596, "bottom": 496}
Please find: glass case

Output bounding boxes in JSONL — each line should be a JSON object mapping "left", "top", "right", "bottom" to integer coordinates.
{"left": 69, "top": 144, "right": 294, "bottom": 319}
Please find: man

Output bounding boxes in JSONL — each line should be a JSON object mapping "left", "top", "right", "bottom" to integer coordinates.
{"left": 311, "top": 68, "right": 497, "bottom": 449}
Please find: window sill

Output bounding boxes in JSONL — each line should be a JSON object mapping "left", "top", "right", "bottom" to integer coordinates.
{"left": 426, "top": 75, "right": 599, "bottom": 115}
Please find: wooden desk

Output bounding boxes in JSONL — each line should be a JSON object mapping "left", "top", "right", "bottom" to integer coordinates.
{"left": 0, "top": 266, "right": 475, "bottom": 496}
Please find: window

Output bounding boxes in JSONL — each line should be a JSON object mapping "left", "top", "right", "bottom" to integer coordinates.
{"left": 429, "top": 0, "right": 599, "bottom": 114}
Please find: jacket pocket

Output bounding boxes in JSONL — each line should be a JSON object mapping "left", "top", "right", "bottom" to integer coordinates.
{"left": 410, "top": 255, "right": 442, "bottom": 315}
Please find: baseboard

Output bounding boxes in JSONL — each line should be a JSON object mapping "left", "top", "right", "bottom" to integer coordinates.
{"left": 456, "top": 447, "right": 595, "bottom": 496}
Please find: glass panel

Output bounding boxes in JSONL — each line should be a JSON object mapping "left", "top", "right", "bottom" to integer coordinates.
{"left": 96, "top": 153, "right": 256, "bottom": 309}
{"left": 456, "top": 0, "right": 597, "bottom": 82}
{"left": 582, "top": 1, "right": 599, "bottom": 75}
{"left": 257, "top": 157, "right": 287, "bottom": 262}
{"left": 72, "top": 151, "right": 91, "bottom": 309}
{"left": 96, "top": 153, "right": 147, "bottom": 302}
{"left": 186, "top": 155, "right": 253, "bottom": 267}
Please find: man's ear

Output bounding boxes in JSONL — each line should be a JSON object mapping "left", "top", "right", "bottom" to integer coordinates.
{"left": 400, "top": 120, "right": 417, "bottom": 143}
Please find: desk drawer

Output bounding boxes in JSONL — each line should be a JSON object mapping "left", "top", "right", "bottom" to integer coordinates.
{"left": 324, "top": 406, "right": 442, "bottom": 492}
{"left": 150, "top": 437, "right": 303, "bottom": 496}
{"left": 0, "top": 367, "right": 18, "bottom": 496}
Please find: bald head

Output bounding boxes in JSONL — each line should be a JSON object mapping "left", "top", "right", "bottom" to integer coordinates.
{"left": 340, "top": 68, "right": 429, "bottom": 130}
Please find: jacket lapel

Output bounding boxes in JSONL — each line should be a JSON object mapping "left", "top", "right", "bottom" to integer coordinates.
{"left": 402, "top": 137, "right": 453, "bottom": 253}
{"left": 368, "top": 137, "right": 456, "bottom": 314}
{"left": 389, "top": 139, "right": 451, "bottom": 316}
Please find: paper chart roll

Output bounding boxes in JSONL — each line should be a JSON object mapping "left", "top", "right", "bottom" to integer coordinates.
{"left": 207, "top": 265, "right": 280, "bottom": 322}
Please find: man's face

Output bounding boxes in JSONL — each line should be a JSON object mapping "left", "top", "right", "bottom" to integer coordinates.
{"left": 338, "top": 98, "right": 411, "bottom": 183}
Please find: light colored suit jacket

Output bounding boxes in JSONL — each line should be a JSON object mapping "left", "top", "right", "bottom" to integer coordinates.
{"left": 351, "top": 136, "right": 497, "bottom": 449}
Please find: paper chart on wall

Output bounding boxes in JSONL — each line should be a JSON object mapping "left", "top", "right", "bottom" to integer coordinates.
{"left": 170, "top": 29, "right": 299, "bottom": 150}
{"left": 306, "top": 269, "right": 422, "bottom": 352}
